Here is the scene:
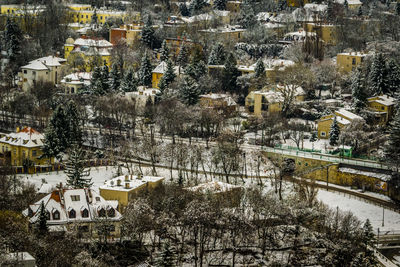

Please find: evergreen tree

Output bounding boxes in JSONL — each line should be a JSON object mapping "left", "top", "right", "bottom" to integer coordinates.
{"left": 163, "top": 60, "right": 176, "bottom": 85}
{"left": 254, "top": 58, "right": 265, "bottom": 78}
{"left": 185, "top": 60, "right": 207, "bottom": 81}
{"left": 385, "top": 59, "right": 400, "bottom": 96}
{"left": 65, "top": 100, "right": 82, "bottom": 146}
{"left": 109, "top": 64, "right": 121, "bottom": 92}
{"left": 189, "top": 0, "right": 206, "bottom": 15}
{"left": 121, "top": 68, "right": 137, "bottom": 92}
{"left": 3, "top": 18, "right": 22, "bottom": 61}
{"left": 362, "top": 219, "right": 376, "bottom": 247}
{"left": 351, "top": 70, "right": 367, "bottom": 112}
{"left": 343, "top": 0, "right": 349, "bottom": 10}
{"left": 177, "top": 43, "right": 189, "bottom": 68}
{"left": 91, "top": 66, "right": 108, "bottom": 95}
{"left": 357, "top": 6, "right": 363, "bottom": 16}
{"left": 179, "top": 3, "right": 190, "bottom": 16}
{"left": 36, "top": 201, "right": 48, "bottom": 236}
{"left": 138, "top": 52, "right": 152, "bottom": 87}
{"left": 154, "top": 242, "right": 176, "bottom": 267}
{"left": 179, "top": 78, "right": 200, "bottom": 105}
{"left": 141, "top": 14, "right": 155, "bottom": 49}
{"left": 42, "top": 105, "right": 69, "bottom": 159}
{"left": 329, "top": 117, "right": 340, "bottom": 146}
{"left": 327, "top": 1, "right": 335, "bottom": 21}
{"left": 237, "top": 1, "right": 257, "bottom": 29}
{"left": 384, "top": 110, "right": 400, "bottom": 169}
{"left": 158, "top": 76, "right": 168, "bottom": 92}
{"left": 222, "top": 53, "right": 241, "bottom": 92}
{"left": 214, "top": 0, "right": 227, "bottom": 10}
{"left": 143, "top": 96, "right": 155, "bottom": 123}
{"left": 65, "top": 144, "right": 92, "bottom": 189}
{"left": 208, "top": 43, "right": 226, "bottom": 65}
{"left": 100, "top": 64, "right": 110, "bottom": 92}
{"left": 160, "top": 40, "right": 170, "bottom": 62}
{"left": 396, "top": 2, "right": 400, "bottom": 16}
{"left": 369, "top": 53, "right": 387, "bottom": 95}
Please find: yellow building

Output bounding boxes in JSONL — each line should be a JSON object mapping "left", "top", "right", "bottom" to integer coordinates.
{"left": 337, "top": 52, "right": 367, "bottom": 73}
{"left": 367, "top": 95, "right": 396, "bottom": 125}
{"left": 18, "top": 56, "right": 67, "bottom": 91}
{"left": 99, "top": 175, "right": 164, "bottom": 212}
{"left": 245, "top": 85, "right": 306, "bottom": 116}
{"left": 199, "top": 93, "right": 238, "bottom": 113}
{"left": 151, "top": 61, "right": 180, "bottom": 88}
{"left": 305, "top": 23, "right": 338, "bottom": 45}
{"left": 317, "top": 109, "right": 363, "bottom": 138}
{"left": 226, "top": 1, "right": 242, "bottom": 12}
{"left": 64, "top": 37, "right": 113, "bottom": 72}
{"left": 287, "top": 0, "right": 310, "bottom": 7}
{"left": 23, "top": 188, "right": 122, "bottom": 239}
{"left": 199, "top": 25, "right": 246, "bottom": 42}
{"left": 60, "top": 72, "right": 92, "bottom": 94}
{"left": 0, "top": 4, "right": 44, "bottom": 16}
{"left": 0, "top": 127, "right": 54, "bottom": 170}
{"left": 66, "top": 5, "right": 133, "bottom": 25}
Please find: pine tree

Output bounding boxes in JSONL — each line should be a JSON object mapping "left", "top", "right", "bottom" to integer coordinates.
{"left": 351, "top": 70, "right": 367, "bottom": 112}
{"left": 3, "top": 18, "right": 22, "bottom": 61}
{"left": 121, "top": 68, "right": 137, "bottom": 92}
{"left": 237, "top": 1, "right": 257, "bottom": 29}
{"left": 385, "top": 59, "right": 400, "bottom": 96}
{"left": 109, "top": 64, "right": 121, "bottom": 92}
{"left": 143, "top": 96, "right": 155, "bottom": 123}
{"left": 362, "top": 219, "right": 376, "bottom": 247}
{"left": 329, "top": 117, "right": 340, "bottom": 146}
{"left": 189, "top": 0, "right": 206, "bottom": 15}
{"left": 42, "top": 105, "right": 69, "bottom": 159}
{"left": 254, "top": 58, "right": 265, "bottom": 78}
{"left": 369, "top": 53, "right": 387, "bottom": 95}
{"left": 138, "top": 52, "right": 152, "bottom": 87}
{"left": 222, "top": 53, "right": 241, "bottom": 92}
{"left": 163, "top": 60, "right": 176, "bottom": 85}
{"left": 208, "top": 43, "right": 226, "bottom": 65}
{"left": 343, "top": 0, "right": 348, "bottom": 10}
{"left": 177, "top": 42, "right": 189, "bottom": 68}
{"left": 91, "top": 67, "right": 106, "bottom": 95}
{"left": 160, "top": 40, "right": 169, "bottom": 62}
{"left": 384, "top": 110, "right": 400, "bottom": 169}
{"left": 65, "top": 144, "right": 92, "bottom": 189}
{"left": 36, "top": 201, "right": 48, "bottom": 236}
{"left": 65, "top": 100, "right": 82, "bottom": 146}
{"left": 141, "top": 14, "right": 155, "bottom": 49}
{"left": 179, "top": 3, "right": 190, "bottom": 16}
{"left": 214, "top": 0, "right": 227, "bottom": 10}
{"left": 154, "top": 242, "right": 176, "bottom": 267}
{"left": 185, "top": 60, "right": 207, "bottom": 81}
{"left": 100, "top": 64, "right": 110, "bottom": 92}
{"left": 179, "top": 78, "right": 200, "bottom": 105}
{"left": 357, "top": 6, "right": 363, "bottom": 16}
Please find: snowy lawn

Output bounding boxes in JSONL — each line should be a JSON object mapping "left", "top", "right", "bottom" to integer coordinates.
{"left": 316, "top": 189, "right": 400, "bottom": 232}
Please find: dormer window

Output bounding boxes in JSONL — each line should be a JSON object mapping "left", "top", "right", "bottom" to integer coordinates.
{"left": 107, "top": 208, "right": 115, "bottom": 217}
{"left": 98, "top": 208, "right": 106, "bottom": 217}
{"left": 53, "top": 210, "right": 60, "bottom": 220}
{"left": 81, "top": 208, "right": 89, "bottom": 218}
{"left": 69, "top": 209, "right": 76, "bottom": 218}
{"left": 71, "top": 195, "right": 80, "bottom": 201}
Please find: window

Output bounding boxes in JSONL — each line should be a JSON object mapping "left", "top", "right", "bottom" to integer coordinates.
{"left": 69, "top": 209, "right": 76, "bottom": 218}
{"left": 95, "top": 197, "right": 100, "bottom": 201}
{"left": 382, "top": 106, "right": 384, "bottom": 110}
{"left": 78, "top": 225, "right": 89, "bottom": 232}
{"left": 352, "top": 58, "right": 356, "bottom": 65}
{"left": 109, "top": 224, "right": 115, "bottom": 232}
{"left": 86, "top": 15, "right": 88, "bottom": 18}
{"left": 321, "top": 131, "right": 326, "bottom": 137}
{"left": 23, "top": 70, "right": 27, "bottom": 74}
{"left": 13, "top": 149, "right": 16, "bottom": 155}
{"left": 22, "top": 151, "right": 25, "bottom": 158}
{"left": 53, "top": 210, "right": 60, "bottom": 220}
{"left": 82, "top": 208, "right": 89, "bottom": 218}
{"left": 71, "top": 88, "right": 75, "bottom": 94}
{"left": 71, "top": 195, "right": 80, "bottom": 201}
{"left": 100, "top": 16, "right": 103, "bottom": 20}
{"left": 107, "top": 208, "right": 115, "bottom": 217}
{"left": 98, "top": 208, "right": 106, "bottom": 217}
{"left": 32, "top": 150, "right": 37, "bottom": 157}
{"left": 32, "top": 71, "right": 36, "bottom": 75}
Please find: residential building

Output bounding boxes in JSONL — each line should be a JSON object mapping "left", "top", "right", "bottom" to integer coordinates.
{"left": 245, "top": 85, "right": 306, "bottom": 116}
{"left": 280, "top": 30, "right": 317, "bottom": 44}
{"left": 18, "top": 56, "right": 67, "bottom": 91}
{"left": 125, "top": 87, "right": 161, "bottom": 107}
{"left": 110, "top": 23, "right": 143, "bottom": 45}
{"left": 5, "top": 252, "right": 36, "bottom": 267}
{"left": 60, "top": 72, "right": 92, "bottom": 94}
{"left": 199, "top": 93, "right": 238, "bottom": 114}
{"left": 64, "top": 37, "right": 113, "bottom": 71}
{"left": 336, "top": 52, "right": 367, "bottom": 73}
{"left": 226, "top": 1, "right": 242, "bottom": 12}
{"left": 163, "top": 37, "right": 203, "bottom": 59}
{"left": 305, "top": 23, "right": 338, "bottom": 45}
{"left": 367, "top": 95, "right": 396, "bottom": 125}
{"left": 151, "top": 61, "right": 180, "bottom": 88}
{"left": 66, "top": 5, "right": 136, "bottom": 25}
{"left": 23, "top": 187, "right": 122, "bottom": 238}
{"left": 334, "top": 0, "right": 362, "bottom": 9}
{"left": 99, "top": 174, "right": 165, "bottom": 211}
{"left": 199, "top": 25, "right": 245, "bottom": 42}
{"left": 317, "top": 108, "right": 363, "bottom": 138}
{"left": 287, "top": 0, "right": 310, "bottom": 7}
{"left": 0, "top": 127, "right": 54, "bottom": 172}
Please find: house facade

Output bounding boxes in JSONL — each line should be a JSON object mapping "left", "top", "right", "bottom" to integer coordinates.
{"left": 337, "top": 52, "right": 367, "bottom": 73}
{"left": 317, "top": 109, "right": 364, "bottom": 138}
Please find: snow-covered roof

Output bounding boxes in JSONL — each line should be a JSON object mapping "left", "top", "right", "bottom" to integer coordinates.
{"left": 335, "top": 0, "right": 362, "bottom": 5}
{"left": 23, "top": 188, "right": 122, "bottom": 225}
{"left": 303, "top": 3, "right": 328, "bottom": 11}
{"left": 255, "top": 90, "right": 284, "bottom": 103}
{"left": 152, "top": 61, "right": 180, "bottom": 75}
{"left": 339, "top": 167, "right": 391, "bottom": 181}
{"left": 21, "top": 56, "right": 66, "bottom": 70}
{"left": 335, "top": 108, "right": 363, "bottom": 121}
{"left": 200, "top": 93, "right": 237, "bottom": 106}
{"left": 337, "top": 51, "right": 368, "bottom": 57}
{"left": 100, "top": 175, "right": 164, "bottom": 192}
{"left": 276, "top": 84, "right": 306, "bottom": 96}
{"left": 74, "top": 38, "right": 113, "bottom": 48}
{"left": 0, "top": 127, "right": 44, "bottom": 148}
{"left": 186, "top": 181, "right": 242, "bottom": 194}
{"left": 21, "top": 61, "right": 48, "bottom": 70}
{"left": 367, "top": 95, "right": 396, "bottom": 106}
{"left": 199, "top": 25, "right": 245, "bottom": 33}
{"left": 61, "top": 72, "right": 92, "bottom": 86}
{"left": 126, "top": 87, "right": 161, "bottom": 97}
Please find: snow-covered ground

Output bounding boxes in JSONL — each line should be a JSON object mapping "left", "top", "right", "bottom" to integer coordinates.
{"left": 317, "top": 189, "right": 400, "bottom": 232}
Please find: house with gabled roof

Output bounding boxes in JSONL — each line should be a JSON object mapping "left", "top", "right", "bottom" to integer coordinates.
{"left": 317, "top": 108, "right": 364, "bottom": 139}
{"left": 18, "top": 55, "right": 67, "bottom": 91}
{"left": 23, "top": 187, "right": 122, "bottom": 238}
{"left": 367, "top": 94, "right": 396, "bottom": 125}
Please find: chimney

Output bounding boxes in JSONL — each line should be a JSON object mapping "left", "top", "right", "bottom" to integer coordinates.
{"left": 117, "top": 179, "right": 121, "bottom": 186}
{"left": 125, "top": 182, "right": 130, "bottom": 189}
{"left": 125, "top": 175, "right": 129, "bottom": 181}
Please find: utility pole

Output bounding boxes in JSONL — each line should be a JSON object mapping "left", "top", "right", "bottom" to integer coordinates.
{"left": 382, "top": 208, "right": 385, "bottom": 227}
{"left": 326, "top": 165, "right": 329, "bottom": 190}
